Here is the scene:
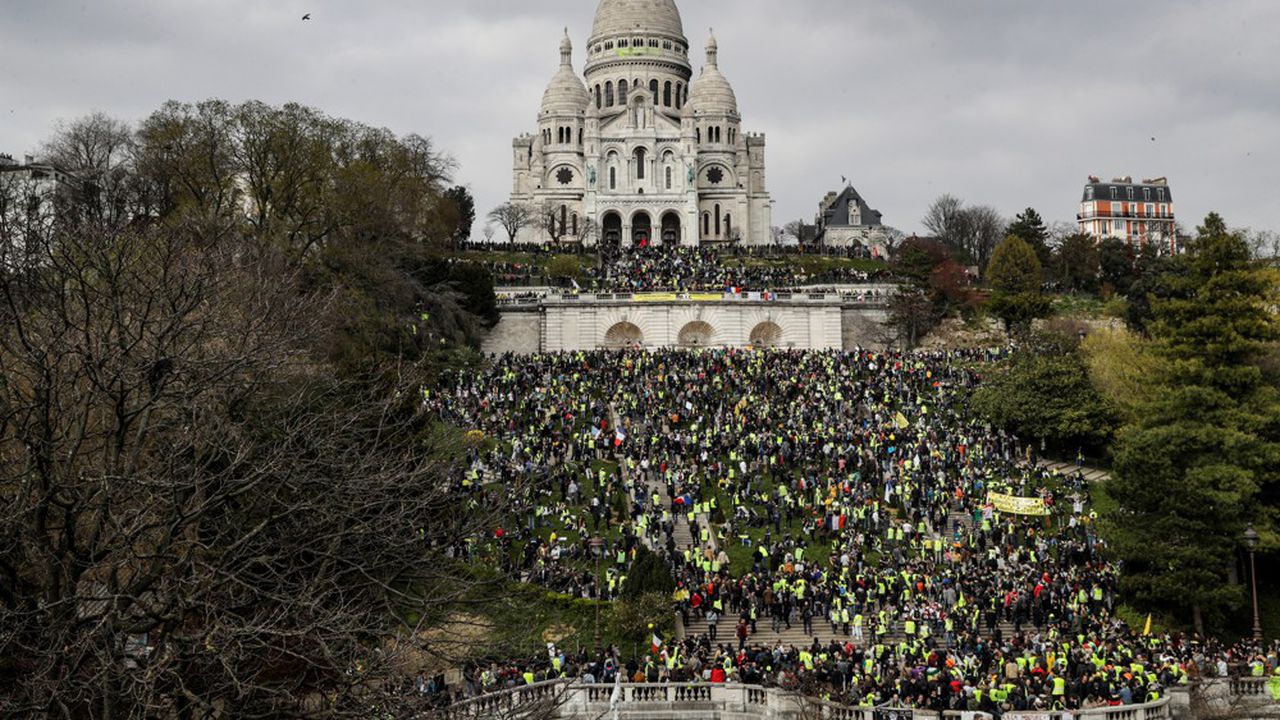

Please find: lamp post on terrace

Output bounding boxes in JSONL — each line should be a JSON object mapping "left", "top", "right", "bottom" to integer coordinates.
{"left": 590, "top": 536, "right": 605, "bottom": 648}
{"left": 1243, "top": 526, "right": 1262, "bottom": 641}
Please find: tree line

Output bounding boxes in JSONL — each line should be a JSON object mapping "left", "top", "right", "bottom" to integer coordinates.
{"left": 969, "top": 213, "right": 1279, "bottom": 639}
{"left": 0, "top": 102, "right": 504, "bottom": 717}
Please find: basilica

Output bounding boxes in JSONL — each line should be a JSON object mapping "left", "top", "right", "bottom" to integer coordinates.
{"left": 510, "top": 0, "right": 772, "bottom": 247}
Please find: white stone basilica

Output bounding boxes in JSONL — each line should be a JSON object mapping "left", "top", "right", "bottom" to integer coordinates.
{"left": 510, "top": 0, "right": 772, "bottom": 247}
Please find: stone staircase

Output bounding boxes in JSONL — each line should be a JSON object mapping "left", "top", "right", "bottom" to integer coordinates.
{"left": 679, "top": 615, "right": 1022, "bottom": 649}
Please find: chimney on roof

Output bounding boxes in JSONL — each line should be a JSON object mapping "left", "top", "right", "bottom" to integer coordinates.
{"left": 1088, "top": 175, "right": 1100, "bottom": 183}
{"left": 1122, "top": 176, "right": 1132, "bottom": 183}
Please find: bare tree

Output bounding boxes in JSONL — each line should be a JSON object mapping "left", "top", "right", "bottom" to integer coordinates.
{"left": 877, "top": 226, "right": 906, "bottom": 257}
{"left": 966, "top": 204, "right": 1005, "bottom": 274}
{"left": 0, "top": 219, "right": 505, "bottom": 718}
{"left": 921, "top": 194, "right": 965, "bottom": 244}
{"left": 577, "top": 217, "right": 601, "bottom": 248}
{"left": 488, "top": 202, "right": 534, "bottom": 244}
{"left": 921, "top": 195, "right": 1003, "bottom": 274}
{"left": 482, "top": 224, "right": 496, "bottom": 244}
{"left": 783, "top": 220, "right": 808, "bottom": 246}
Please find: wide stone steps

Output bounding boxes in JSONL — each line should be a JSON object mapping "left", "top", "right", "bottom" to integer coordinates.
{"left": 678, "top": 618, "right": 1023, "bottom": 649}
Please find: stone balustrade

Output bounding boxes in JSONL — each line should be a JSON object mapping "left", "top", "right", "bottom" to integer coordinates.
{"left": 439, "top": 682, "right": 1179, "bottom": 720}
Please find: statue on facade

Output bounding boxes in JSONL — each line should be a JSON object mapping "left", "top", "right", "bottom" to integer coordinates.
{"left": 686, "top": 163, "right": 695, "bottom": 184}
{"left": 588, "top": 166, "right": 597, "bottom": 187}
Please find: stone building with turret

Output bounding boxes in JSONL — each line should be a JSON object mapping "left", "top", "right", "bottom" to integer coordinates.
{"left": 510, "top": 0, "right": 772, "bottom": 246}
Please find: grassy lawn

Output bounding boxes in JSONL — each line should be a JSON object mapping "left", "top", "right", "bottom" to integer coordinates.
{"left": 405, "top": 568, "right": 654, "bottom": 663}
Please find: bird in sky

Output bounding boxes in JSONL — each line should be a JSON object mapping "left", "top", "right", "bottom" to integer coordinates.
{"left": 302, "top": 13, "right": 311, "bottom": 20}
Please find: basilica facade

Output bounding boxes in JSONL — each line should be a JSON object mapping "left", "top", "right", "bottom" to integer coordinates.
{"left": 510, "top": 0, "right": 771, "bottom": 247}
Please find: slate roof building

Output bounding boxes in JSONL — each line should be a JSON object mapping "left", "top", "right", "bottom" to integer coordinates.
{"left": 1078, "top": 175, "right": 1177, "bottom": 253}
{"left": 510, "top": 0, "right": 772, "bottom": 246}
{"left": 814, "top": 185, "right": 889, "bottom": 256}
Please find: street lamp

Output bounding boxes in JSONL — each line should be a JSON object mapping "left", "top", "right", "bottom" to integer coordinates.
{"left": 1243, "top": 526, "right": 1262, "bottom": 642}
{"left": 589, "top": 536, "right": 605, "bottom": 648}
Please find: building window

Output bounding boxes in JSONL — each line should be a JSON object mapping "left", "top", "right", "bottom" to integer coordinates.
{"left": 1143, "top": 188, "right": 1151, "bottom": 201}
{"left": 649, "top": 39, "right": 658, "bottom": 48}
{"left": 1158, "top": 188, "right": 1166, "bottom": 201}
{"left": 695, "top": 128, "right": 701, "bottom": 144}
{"left": 663, "top": 41, "right": 672, "bottom": 50}
{"left": 559, "top": 205, "right": 568, "bottom": 236}
{"left": 595, "top": 85, "right": 602, "bottom": 109}
{"left": 1085, "top": 187, "right": 1094, "bottom": 201}
{"left": 714, "top": 204, "right": 721, "bottom": 236}
{"left": 609, "top": 167, "right": 616, "bottom": 190}
{"left": 1127, "top": 187, "right": 1134, "bottom": 200}
{"left": 605, "top": 82, "right": 614, "bottom": 107}
{"left": 572, "top": 213, "right": 578, "bottom": 235}
{"left": 1145, "top": 203, "right": 1154, "bottom": 216}
{"left": 619, "top": 79, "right": 629, "bottom": 103}
{"left": 675, "top": 82, "right": 683, "bottom": 109}
{"left": 650, "top": 79, "right": 659, "bottom": 105}
{"left": 618, "top": 39, "right": 628, "bottom": 48}
{"left": 724, "top": 214, "right": 731, "bottom": 238}
{"left": 702, "top": 212, "right": 710, "bottom": 236}
{"left": 663, "top": 81, "right": 672, "bottom": 106}
{"left": 634, "top": 148, "right": 646, "bottom": 180}
{"left": 665, "top": 166, "right": 672, "bottom": 189}
{"left": 1110, "top": 187, "right": 1117, "bottom": 199}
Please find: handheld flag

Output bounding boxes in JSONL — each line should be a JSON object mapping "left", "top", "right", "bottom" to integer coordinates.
{"left": 1142, "top": 614, "right": 1152, "bottom": 636}
{"left": 895, "top": 412, "right": 910, "bottom": 430}
{"left": 650, "top": 623, "right": 663, "bottom": 654}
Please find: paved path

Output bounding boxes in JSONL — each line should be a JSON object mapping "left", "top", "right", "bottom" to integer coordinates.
{"left": 1036, "top": 458, "right": 1111, "bottom": 483}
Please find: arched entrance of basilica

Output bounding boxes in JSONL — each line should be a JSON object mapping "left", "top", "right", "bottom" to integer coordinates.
{"left": 601, "top": 212, "right": 622, "bottom": 248}
{"left": 660, "top": 211, "right": 682, "bottom": 246}
{"left": 631, "top": 211, "right": 652, "bottom": 247}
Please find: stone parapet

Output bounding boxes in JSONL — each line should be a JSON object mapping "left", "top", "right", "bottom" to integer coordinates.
{"left": 440, "top": 682, "right": 1181, "bottom": 720}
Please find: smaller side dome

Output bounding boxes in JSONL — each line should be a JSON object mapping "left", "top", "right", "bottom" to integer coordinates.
{"left": 541, "top": 29, "right": 589, "bottom": 116}
{"left": 687, "top": 29, "right": 737, "bottom": 115}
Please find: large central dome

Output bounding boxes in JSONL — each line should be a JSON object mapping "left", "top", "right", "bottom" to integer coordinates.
{"left": 590, "top": 0, "right": 685, "bottom": 41}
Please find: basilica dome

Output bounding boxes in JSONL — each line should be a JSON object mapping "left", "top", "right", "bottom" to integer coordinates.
{"left": 590, "top": 0, "right": 685, "bottom": 41}
{"left": 541, "top": 31, "right": 589, "bottom": 116}
{"left": 687, "top": 32, "right": 738, "bottom": 115}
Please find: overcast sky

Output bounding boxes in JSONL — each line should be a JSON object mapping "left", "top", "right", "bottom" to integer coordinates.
{"left": 2, "top": 0, "right": 1277, "bottom": 236}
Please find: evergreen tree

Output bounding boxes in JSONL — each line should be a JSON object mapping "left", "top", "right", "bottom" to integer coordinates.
{"left": 1106, "top": 214, "right": 1280, "bottom": 636}
{"left": 1006, "top": 207, "right": 1052, "bottom": 272}
{"left": 986, "top": 235, "right": 1051, "bottom": 334}
{"left": 620, "top": 546, "right": 675, "bottom": 600}
{"left": 1098, "top": 238, "right": 1137, "bottom": 296}
{"left": 972, "top": 344, "right": 1117, "bottom": 454}
{"left": 1054, "top": 233, "right": 1101, "bottom": 294}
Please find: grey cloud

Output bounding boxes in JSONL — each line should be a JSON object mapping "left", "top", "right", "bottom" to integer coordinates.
{"left": 1, "top": 0, "right": 1276, "bottom": 235}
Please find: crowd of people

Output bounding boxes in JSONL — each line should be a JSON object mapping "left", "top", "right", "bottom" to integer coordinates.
{"left": 453, "top": 243, "right": 895, "bottom": 293}
{"left": 431, "top": 347, "right": 1278, "bottom": 713}
{"left": 586, "top": 246, "right": 889, "bottom": 293}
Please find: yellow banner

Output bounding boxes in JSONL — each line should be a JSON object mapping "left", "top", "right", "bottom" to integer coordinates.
{"left": 988, "top": 491, "right": 1049, "bottom": 516}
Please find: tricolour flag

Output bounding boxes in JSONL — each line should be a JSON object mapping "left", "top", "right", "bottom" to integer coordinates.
{"left": 651, "top": 629, "right": 664, "bottom": 654}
